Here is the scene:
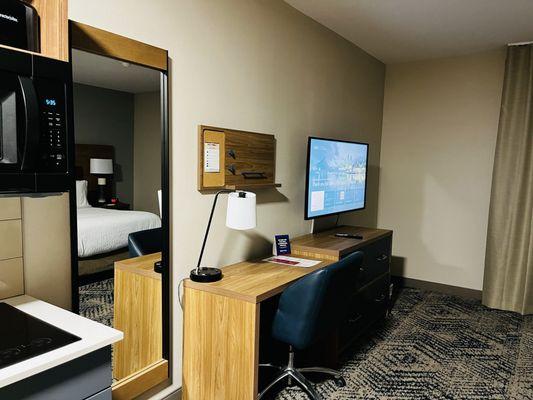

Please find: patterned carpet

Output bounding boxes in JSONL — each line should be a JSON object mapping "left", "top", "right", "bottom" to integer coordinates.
{"left": 275, "top": 288, "right": 533, "bottom": 400}
{"left": 79, "top": 278, "right": 114, "bottom": 327}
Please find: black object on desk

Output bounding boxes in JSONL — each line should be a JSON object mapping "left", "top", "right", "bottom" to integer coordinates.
{"left": 154, "top": 261, "right": 163, "bottom": 274}
{"left": 0, "top": 303, "right": 81, "bottom": 369}
{"left": 334, "top": 233, "right": 364, "bottom": 239}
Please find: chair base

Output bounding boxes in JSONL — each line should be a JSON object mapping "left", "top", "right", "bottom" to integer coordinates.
{"left": 258, "top": 347, "right": 345, "bottom": 400}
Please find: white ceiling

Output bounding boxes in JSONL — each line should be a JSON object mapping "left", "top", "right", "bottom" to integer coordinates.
{"left": 72, "top": 49, "right": 161, "bottom": 93}
{"left": 284, "top": 0, "right": 533, "bottom": 63}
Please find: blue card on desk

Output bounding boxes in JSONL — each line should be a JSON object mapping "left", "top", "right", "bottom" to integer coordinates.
{"left": 275, "top": 234, "right": 291, "bottom": 255}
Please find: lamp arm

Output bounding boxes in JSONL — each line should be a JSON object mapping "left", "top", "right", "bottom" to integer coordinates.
{"left": 195, "top": 189, "right": 234, "bottom": 273}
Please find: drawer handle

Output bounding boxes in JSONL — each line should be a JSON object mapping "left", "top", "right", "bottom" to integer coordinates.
{"left": 375, "top": 294, "right": 386, "bottom": 303}
{"left": 348, "top": 314, "right": 363, "bottom": 324}
{"left": 376, "top": 254, "right": 388, "bottom": 262}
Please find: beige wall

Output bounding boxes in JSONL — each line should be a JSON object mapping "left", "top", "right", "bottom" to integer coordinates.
{"left": 378, "top": 49, "right": 506, "bottom": 291}
{"left": 69, "top": 0, "right": 386, "bottom": 393}
{"left": 134, "top": 91, "right": 162, "bottom": 215}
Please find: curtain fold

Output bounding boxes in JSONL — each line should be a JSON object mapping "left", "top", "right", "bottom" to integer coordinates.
{"left": 483, "top": 44, "right": 533, "bottom": 315}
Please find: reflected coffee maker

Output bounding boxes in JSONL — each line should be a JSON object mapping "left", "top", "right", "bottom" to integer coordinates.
{"left": 0, "top": 0, "right": 40, "bottom": 53}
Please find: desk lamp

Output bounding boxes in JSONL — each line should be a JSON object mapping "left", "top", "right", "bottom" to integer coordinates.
{"left": 191, "top": 190, "right": 256, "bottom": 283}
{"left": 90, "top": 158, "right": 113, "bottom": 204}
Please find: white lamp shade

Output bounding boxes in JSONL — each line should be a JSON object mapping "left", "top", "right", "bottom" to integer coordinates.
{"left": 226, "top": 191, "right": 256, "bottom": 230}
{"left": 90, "top": 158, "right": 113, "bottom": 174}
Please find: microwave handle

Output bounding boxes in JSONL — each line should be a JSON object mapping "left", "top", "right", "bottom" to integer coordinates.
{"left": 18, "top": 76, "right": 40, "bottom": 171}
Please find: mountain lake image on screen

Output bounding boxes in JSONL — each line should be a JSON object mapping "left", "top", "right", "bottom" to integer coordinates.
{"left": 306, "top": 137, "right": 369, "bottom": 219}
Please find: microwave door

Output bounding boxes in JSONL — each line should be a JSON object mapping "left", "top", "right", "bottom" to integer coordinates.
{"left": 18, "top": 76, "right": 39, "bottom": 171}
{"left": 0, "top": 72, "right": 20, "bottom": 170}
{"left": 0, "top": 72, "right": 39, "bottom": 173}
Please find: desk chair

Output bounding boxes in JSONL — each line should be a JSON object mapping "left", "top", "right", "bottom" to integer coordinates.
{"left": 259, "top": 251, "right": 363, "bottom": 400}
{"left": 128, "top": 227, "right": 162, "bottom": 257}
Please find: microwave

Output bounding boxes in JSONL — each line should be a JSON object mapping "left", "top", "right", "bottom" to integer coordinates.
{"left": 0, "top": 46, "right": 74, "bottom": 194}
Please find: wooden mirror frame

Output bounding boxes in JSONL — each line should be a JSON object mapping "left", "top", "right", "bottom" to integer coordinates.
{"left": 68, "top": 20, "right": 171, "bottom": 399}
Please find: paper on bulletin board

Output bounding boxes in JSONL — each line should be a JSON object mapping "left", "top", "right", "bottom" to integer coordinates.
{"left": 204, "top": 142, "right": 220, "bottom": 173}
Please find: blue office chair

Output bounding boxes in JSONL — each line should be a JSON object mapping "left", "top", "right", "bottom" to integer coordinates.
{"left": 128, "top": 227, "right": 162, "bottom": 257}
{"left": 259, "top": 251, "right": 363, "bottom": 400}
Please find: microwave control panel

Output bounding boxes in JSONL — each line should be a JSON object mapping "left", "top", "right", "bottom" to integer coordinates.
{"left": 35, "top": 78, "right": 68, "bottom": 173}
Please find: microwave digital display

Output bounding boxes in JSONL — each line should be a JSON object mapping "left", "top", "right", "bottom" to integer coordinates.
{"left": 45, "top": 98, "right": 56, "bottom": 106}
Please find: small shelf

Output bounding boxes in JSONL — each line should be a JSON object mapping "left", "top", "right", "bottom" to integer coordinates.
{"left": 225, "top": 183, "right": 282, "bottom": 190}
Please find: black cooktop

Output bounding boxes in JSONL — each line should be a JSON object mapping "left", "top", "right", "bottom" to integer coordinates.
{"left": 0, "top": 303, "right": 81, "bottom": 368}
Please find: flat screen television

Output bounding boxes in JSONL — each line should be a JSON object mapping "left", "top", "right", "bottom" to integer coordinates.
{"left": 305, "top": 137, "right": 369, "bottom": 220}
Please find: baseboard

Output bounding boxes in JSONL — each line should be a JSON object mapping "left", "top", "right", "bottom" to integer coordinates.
{"left": 392, "top": 276, "right": 482, "bottom": 300}
{"left": 163, "top": 388, "right": 181, "bottom": 400}
{"left": 78, "top": 269, "right": 114, "bottom": 286}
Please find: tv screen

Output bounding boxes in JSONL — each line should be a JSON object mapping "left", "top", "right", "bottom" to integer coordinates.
{"left": 305, "top": 137, "right": 369, "bottom": 219}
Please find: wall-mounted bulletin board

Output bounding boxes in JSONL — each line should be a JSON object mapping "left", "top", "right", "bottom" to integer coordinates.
{"left": 198, "top": 125, "right": 281, "bottom": 192}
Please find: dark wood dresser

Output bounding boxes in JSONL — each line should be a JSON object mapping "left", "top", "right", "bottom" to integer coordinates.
{"left": 292, "top": 226, "right": 393, "bottom": 356}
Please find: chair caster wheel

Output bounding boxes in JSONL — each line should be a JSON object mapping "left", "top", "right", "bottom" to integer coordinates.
{"left": 334, "top": 376, "right": 346, "bottom": 387}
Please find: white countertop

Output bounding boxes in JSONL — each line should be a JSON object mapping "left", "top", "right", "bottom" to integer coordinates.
{"left": 0, "top": 295, "right": 123, "bottom": 388}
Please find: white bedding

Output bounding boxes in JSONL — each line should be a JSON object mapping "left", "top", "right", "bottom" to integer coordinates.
{"left": 77, "top": 207, "right": 161, "bottom": 258}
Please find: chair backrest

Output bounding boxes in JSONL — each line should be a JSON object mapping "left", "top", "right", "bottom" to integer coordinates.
{"left": 271, "top": 251, "right": 363, "bottom": 350}
{"left": 158, "top": 189, "right": 162, "bottom": 218}
{"left": 128, "top": 227, "right": 163, "bottom": 257}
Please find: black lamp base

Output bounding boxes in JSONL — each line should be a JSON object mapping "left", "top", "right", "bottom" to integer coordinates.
{"left": 190, "top": 267, "right": 223, "bottom": 283}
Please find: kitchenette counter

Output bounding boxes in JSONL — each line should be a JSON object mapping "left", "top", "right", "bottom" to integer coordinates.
{"left": 0, "top": 295, "right": 123, "bottom": 388}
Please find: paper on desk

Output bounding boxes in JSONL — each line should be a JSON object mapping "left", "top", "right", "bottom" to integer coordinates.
{"left": 263, "top": 255, "right": 322, "bottom": 268}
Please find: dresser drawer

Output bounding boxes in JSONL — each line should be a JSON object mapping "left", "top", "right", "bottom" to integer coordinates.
{"left": 340, "top": 275, "right": 390, "bottom": 347}
{"left": 357, "top": 235, "right": 391, "bottom": 289}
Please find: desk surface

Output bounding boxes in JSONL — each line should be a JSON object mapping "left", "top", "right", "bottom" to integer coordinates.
{"left": 184, "top": 258, "right": 332, "bottom": 303}
{"left": 184, "top": 227, "right": 392, "bottom": 304}
{"left": 115, "top": 252, "right": 162, "bottom": 281}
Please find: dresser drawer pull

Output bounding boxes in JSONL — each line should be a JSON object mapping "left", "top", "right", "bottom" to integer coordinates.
{"left": 376, "top": 254, "right": 389, "bottom": 262}
{"left": 375, "top": 294, "right": 386, "bottom": 303}
{"left": 348, "top": 314, "right": 363, "bottom": 324}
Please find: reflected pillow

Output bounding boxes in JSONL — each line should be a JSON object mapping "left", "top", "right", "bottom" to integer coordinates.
{"left": 76, "top": 180, "right": 91, "bottom": 208}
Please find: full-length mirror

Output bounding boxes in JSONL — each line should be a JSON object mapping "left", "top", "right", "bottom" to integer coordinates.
{"left": 69, "top": 22, "right": 171, "bottom": 398}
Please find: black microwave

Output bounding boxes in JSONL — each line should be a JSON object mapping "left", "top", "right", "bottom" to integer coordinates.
{"left": 0, "top": 46, "right": 74, "bottom": 194}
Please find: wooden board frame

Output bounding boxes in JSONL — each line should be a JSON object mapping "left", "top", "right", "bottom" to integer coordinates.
{"left": 112, "top": 360, "right": 169, "bottom": 400}
{"left": 69, "top": 21, "right": 168, "bottom": 71}
{"left": 198, "top": 125, "right": 281, "bottom": 192}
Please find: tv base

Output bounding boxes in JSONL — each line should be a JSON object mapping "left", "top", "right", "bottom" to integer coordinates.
{"left": 311, "top": 214, "right": 340, "bottom": 234}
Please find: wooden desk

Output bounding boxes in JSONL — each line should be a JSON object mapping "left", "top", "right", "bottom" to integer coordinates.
{"left": 113, "top": 253, "right": 168, "bottom": 399}
{"left": 182, "top": 226, "right": 392, "bottom": 400}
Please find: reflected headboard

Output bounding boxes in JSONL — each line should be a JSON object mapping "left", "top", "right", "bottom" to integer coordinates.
{"left": 75, "top": 144, "right": 115, "bottom": 205}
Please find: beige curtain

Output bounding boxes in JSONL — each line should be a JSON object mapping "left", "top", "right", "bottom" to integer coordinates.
{"left": 483, "top": 45, "right": 533, "bottom": 315}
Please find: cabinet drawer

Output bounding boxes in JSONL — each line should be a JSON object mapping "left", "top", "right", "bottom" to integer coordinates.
{"left": 0, "top": 198, "right": 21, "bottom": 220}
{"left": 0, "top": 220, "right": 23, "bottom": 260}
{"left": 0, "top": 258, "right": 24, "bottom": 299}
{"left": 357, "top": 236, "right": 391, "bottom": 289}
{"left": 340, "top": 275, "right": 389, "bottom": 347}
{"left": 85, "top": 388, "right": 111, "bottom": 400}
